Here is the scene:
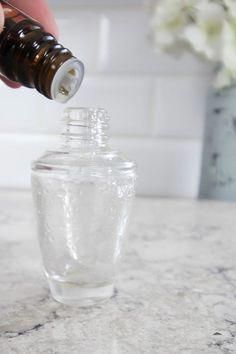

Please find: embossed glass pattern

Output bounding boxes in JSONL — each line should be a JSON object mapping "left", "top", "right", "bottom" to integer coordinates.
{"left": 31, "top": 108, "right": 137, "bottom": 306}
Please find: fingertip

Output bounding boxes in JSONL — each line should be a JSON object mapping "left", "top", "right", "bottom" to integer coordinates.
{"left": 0, "top": 75, "right": 21, "bottom": 88}
{"left": 46, "top": 18, "right": 59, "bottom": 39}
{"left": 8, "top": 0, "right": 59, "bottom": 38}
{"left": 0, "top": 4, "right": 4, "bottom": 33}
{"left": 45, "top": 13, "right": 59, "bottom": 38}
{"left": 8, "top": 82, "right": 21, "bottom": 89}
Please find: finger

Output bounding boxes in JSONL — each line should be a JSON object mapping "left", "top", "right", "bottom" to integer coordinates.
{"left": 0, "top": 4, "right": 4, "bottom": 33}
{"left": 0, "top": 75, "right": 21, "bottom": 88}
{"left": 8, "top": 0, "right": 58, "bottom": 37}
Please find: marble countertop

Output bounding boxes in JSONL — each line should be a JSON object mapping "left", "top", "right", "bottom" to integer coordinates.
{"left": 0, "top": 190, "right": 236, "bottom": 354}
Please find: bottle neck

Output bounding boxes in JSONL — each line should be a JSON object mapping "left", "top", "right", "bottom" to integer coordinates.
{"left": 62, "top": 108, "right": 110, "bottom": 150}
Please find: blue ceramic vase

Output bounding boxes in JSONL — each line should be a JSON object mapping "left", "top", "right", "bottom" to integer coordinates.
{"left": 200, "top": 85, "right": 236, "bottom": 201}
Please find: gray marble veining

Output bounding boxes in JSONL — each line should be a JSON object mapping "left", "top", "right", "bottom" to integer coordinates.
{"left": 0, "top": 190, "right": 236, "bottom": 354}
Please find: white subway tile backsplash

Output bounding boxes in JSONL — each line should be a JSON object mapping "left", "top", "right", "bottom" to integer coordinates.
{"left": 69, "top": 76, "right": 152, "bottom": 136}
{"left": 0, "top": 86, "right": 63, "bottom": 134}
{"left": 0, "top": 76, "right": 152, "bottom": 137}
{"left": 0, "top": 134, "right": 58, "bottom": 189}
{"left": 95, "top": 9, "right": 212, "bottom": 75}
{"left": 153, "top": 76, "right": 212, "bottom": 139}
{"left": 54, "top": 7, "right": 212, "bottom": 75}
{"left": 56, "top": 10, "right": 101, "bottom": 73}
{"left": 0, "top": 134, "right": 202, "bottom": 198}
{"left": 0, "top": 86, "right": 40, "bottom": 133}
{"left": 50, "top": 0, "right": 142, "bottom": 7}
{"left": 112, "top": 137, "right": 202, "bottom": 197}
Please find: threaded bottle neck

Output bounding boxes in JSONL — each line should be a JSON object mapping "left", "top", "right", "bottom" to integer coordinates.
{"left": 0, "top": 1, "right": 84, "bottom": 102}
{"left": 62, "top": 108, "right": 110, "bottom": 149}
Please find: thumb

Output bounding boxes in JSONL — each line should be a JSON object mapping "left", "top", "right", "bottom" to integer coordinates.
{"left": 0, "top": 4, "right": 4, "bottom": 33}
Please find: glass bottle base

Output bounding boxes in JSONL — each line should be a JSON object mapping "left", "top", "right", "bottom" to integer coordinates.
{"left": 48, "top": 278, "right": 114, "bottom": 307}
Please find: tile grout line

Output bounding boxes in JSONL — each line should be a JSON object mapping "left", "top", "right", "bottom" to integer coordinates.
{"left": 0, "top": 132, "right": 202, "bottom": 144}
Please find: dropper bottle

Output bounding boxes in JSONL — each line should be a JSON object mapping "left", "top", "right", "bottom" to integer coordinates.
{"left": 0, "top": 0, "right": 84, "bottom": 103}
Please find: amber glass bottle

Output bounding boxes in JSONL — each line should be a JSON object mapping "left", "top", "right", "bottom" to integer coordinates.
{"left": 0, "top": 0, "right": 84, "bottom": 102}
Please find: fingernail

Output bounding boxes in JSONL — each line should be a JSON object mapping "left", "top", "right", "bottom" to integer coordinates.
{"left": 0, "top": 5, "right": 4, "bottom": 33}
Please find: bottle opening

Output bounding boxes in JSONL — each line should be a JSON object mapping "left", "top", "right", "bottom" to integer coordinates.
{"left": 51, "top": 58, "right": 84, "bottom": 103}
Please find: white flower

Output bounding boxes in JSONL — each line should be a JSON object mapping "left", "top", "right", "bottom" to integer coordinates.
{"left": 215, "top": 67, "right": 232, "bottom": 88}
{"left": 215, "top": 18, "right": 236, "bottom": 87}
{"left": 150, "top": 0, "right": 236, "bottom": 88}
{"left": 150, "top": 0, "right": 196, "bottom": 48}
{"left": 225, "top": 0, "right": 236, "bottom": 18}
{"left": 221, "top": 21, "right": 236, "bottom": 75}
{"left": 183, "top": 2, "right": 225, "bottom": 61}
{"left": 196, "top": 1, "right": 225, "bottom": 35}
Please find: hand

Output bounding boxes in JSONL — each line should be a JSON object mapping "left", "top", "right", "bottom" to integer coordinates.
{"left": 0, "top": 0, "right": 58, "bottom": 88}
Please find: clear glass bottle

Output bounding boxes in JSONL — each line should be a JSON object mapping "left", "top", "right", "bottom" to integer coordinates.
{"left": 31, "top": 108, "right": 137, "bottom": 306}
